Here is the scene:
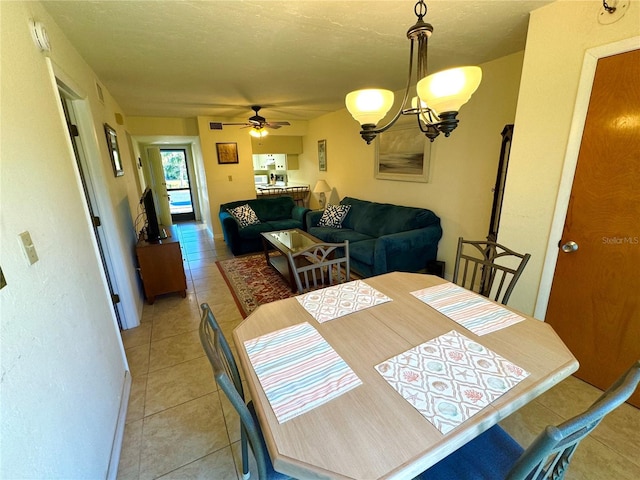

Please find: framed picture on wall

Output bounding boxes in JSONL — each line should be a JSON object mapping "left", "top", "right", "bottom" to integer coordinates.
{"left": 104, "top": 123, "right": 124, "bottom": 177}
{"left": 318, "top": 139, "right": 327, "bottom": 171}
{"left": 375, "top": 125, "right": 430, "bottom": 183}
{"left": 216, "top": 142, "right": 239, "bottom": 164}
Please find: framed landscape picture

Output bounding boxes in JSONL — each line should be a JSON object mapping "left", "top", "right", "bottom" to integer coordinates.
{"left": 375, "top": 125, "right": 430, "bottom": 182}
{"left": 216, "top": 142, "right": 239, "bottom": 164}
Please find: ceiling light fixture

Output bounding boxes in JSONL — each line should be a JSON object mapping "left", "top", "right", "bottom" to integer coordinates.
{"left": 345, "top": 0, "right": 482, "bottom": 144}
{"left": 249, "top": 127, "right": 268, "bottom": 138}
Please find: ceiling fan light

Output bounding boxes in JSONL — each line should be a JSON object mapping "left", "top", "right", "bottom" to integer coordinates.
{"left": 345, "top": 89, "right": 394, "bottom": 126}
{"left": 249, "top": 127, "right": 268, "bottom": 138}
{"left": 417, "top": 66, "right": 482, "bottom": 113}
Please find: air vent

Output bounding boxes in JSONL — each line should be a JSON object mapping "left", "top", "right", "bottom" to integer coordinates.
{"left": 209, "top": 122, "right": 223, "bottom": 130}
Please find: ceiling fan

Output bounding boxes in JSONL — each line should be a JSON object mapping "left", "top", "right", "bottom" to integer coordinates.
{"left": 209, "top": 105, "right": 291, "bottom": 133}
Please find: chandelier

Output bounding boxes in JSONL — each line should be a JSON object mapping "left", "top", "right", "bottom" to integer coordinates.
{"left": 345, "top": 0, "right": 482, "bottom": 144}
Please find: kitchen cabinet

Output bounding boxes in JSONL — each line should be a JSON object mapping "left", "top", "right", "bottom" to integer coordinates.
{"left": 275, "top": 154, "right": 299, "bottom": 170}
{"left": 253, "top": 154, "right": 284, "bottom": 170}
{"left": 251, "top": 136, "right": 303, "bottom": 154}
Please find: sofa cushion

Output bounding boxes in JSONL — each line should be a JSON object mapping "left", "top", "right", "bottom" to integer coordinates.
{"left": 265, "top": 219, "right": 304, "bottom": 231}
{"left": 251, "top": 197, "right": 295, "bottom": 221}
{"left": 237, "top": 222, "right": 276, "bottom": 239}
{"left": 318, "top": 204, "right": 351, "bottom": 228}
{"left": 227, "top": 204, "right": 260, "bottom": 228}
{"left": 309, "top": 227, "right": 374, "bottom": 244}
{"left": 341, "top": 197, "right": 439, "bottom": 237}
{"left": 349, "top": 239, "right": 378, "bottom": 266}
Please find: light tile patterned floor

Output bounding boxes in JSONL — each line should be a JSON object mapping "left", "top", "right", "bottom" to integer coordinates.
{"left": 117, "top": 222, "right": 640, "bottom": 479}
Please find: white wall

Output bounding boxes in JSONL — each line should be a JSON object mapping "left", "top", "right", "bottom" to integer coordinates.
{"left": 0, "top": 2, "right": 135, "bottom": 476}
{"left": 291, "top": 51, "right": 525, "bottom": 277}
{"left": 498, "top": 0, "right": 640, "bottom": 315}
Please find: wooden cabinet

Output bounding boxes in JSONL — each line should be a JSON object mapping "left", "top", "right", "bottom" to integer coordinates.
{"left": 275, "top": 154, "right": 299, "bottom": 170}
{"left": 135, "top": 225, "right": 187, "bottom": 304}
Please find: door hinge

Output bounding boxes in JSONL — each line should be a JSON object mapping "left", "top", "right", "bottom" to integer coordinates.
{"left": 69, "top": 124, "right": 79, "bottom": 137}
{"left": 111, "top": 293, "right": 120, "bottom": 304}
{"left": 92, "top": 216, "right": 101, "bottom": 227}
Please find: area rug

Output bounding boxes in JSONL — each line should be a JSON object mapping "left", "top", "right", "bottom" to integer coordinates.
{"left": 216, "top": 253, "right": 297, "bottom": 318}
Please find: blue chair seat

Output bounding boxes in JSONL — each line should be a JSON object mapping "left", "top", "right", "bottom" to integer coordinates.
{"left": 416, "top": 425, "right": 523, "bottom": 480}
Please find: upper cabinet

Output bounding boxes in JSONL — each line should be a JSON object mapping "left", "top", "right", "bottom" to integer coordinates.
{"left": 253, "top": 153, "right": 299, "bottom": 170}
{"left": 276, "top": 154, "right": 298, "bottom": 170}
{"left": 251, "top": 136, "right": 303, "bottom": 155}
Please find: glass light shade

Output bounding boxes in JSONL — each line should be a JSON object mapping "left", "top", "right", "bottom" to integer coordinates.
{"left": 249, "top": 127, "right": 268, "bottom": 138}
{"left": 416, "top": 66, "right": 482, "bottom": 113}
{"left": 345, "top": 89, "right": 394, "bottom": 126}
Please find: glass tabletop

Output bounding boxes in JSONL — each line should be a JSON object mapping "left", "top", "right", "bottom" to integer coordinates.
{"left": 264, "top": 229, "right": 319, "bottom": 253}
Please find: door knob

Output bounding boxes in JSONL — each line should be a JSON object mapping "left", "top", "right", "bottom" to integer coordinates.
{"left": 561, "top": 241, "right": 579, "bottom": 253}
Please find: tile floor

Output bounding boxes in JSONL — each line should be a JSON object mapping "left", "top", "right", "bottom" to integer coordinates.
{"left": 117, "top": 222, "right": 640, "bottom": 480}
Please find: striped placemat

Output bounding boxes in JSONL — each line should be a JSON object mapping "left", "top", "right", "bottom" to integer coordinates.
{"left": 244, "top": 322, "right": 362, "bottom": 423}
{"left": 411, "top": 282, "right": 525, "bottom": 335}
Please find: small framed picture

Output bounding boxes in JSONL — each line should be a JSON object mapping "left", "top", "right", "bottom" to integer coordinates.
{"left": 104, "top": 123, "right": 124, "bottom": 177}
{"left": 216, "top": 142, "right": 239, "bottom": 164}
{"left": 318, "top": 139, "right": 327, "bottom": 171}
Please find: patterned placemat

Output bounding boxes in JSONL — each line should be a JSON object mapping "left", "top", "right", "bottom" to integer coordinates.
{"left": 244, "top": 322, "right": 362, "bottom": 423}
{"left": 375, "top": 330, "right": 529, "bottom": 434}
{"left": 295, "top": 279, "right": 392, "bottom": 323}
{"left": 411, "top": 282, "right": 525, "bottom": 335}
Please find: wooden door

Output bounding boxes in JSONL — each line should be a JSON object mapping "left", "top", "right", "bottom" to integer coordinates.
{"left": 546, "top": 50, "right": 640, "bottom": 407}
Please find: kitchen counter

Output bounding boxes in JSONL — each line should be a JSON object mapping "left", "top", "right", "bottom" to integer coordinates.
{"left": 255, "top": 184, "right": 310, "bottom": 206}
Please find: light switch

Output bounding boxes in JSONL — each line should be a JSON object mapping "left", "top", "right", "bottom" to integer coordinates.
{"left": 18, "top": 231, "right": 39, "bottom": 265}
{"left": 228, "top": 175, "right": 233, "bottom": 181}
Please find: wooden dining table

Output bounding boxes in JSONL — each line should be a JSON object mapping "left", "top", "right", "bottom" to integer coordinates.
{"left": 232, "top": 272, "right": 578, "bottom": 480}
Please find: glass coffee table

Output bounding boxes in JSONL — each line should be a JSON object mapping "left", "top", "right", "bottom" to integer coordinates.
{"left": 260, "top": 229, "right": 322, "bottom": 292}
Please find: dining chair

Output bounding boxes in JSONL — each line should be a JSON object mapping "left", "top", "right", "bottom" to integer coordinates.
{"left": 415, "top": 360, "right": 640, "bottom": 480}
{"left": 453, "top": 237, "right": 531, "bottom": 305}
{"left": 199, "top": 304, "right": 291, "bottom": 480}
{"left": 286, "top": 240, "right": 350, "bottom": 293}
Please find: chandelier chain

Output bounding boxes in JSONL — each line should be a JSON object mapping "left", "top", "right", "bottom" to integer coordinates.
{"left": 602, "top": 0, "right": 617, "bottom": 13}
{"left": 414, "top": 0, "right": 427, "bottom": 21}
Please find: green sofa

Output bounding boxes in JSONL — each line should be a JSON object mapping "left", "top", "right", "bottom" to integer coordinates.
{"left": 219, "top": 196, "right": 310, "bottom": 255}
{"left": 306, "top": 197, "right": 442, "bottom": 277}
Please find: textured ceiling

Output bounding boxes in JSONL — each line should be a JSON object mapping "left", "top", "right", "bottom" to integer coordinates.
{"left": 43, "top": 1, "right": 554, "bottom": 123}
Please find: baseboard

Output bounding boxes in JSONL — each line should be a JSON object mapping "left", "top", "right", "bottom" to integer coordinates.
{"left": 106, "top": 370, "right": 132, "bottom": 480}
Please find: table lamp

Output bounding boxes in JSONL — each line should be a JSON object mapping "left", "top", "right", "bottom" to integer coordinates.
{"left": 313, "top": 180, "right": 331, "bottom": 209}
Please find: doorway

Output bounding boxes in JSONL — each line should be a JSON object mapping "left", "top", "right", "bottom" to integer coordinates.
{"left": 160, "top": 149, "right": 195, "bottom": 222}
{"left": 544, "top": 49, "right": 639, "bottom": 407}
{"left": 58, "top": 88, "right": 124, "bottom": 329}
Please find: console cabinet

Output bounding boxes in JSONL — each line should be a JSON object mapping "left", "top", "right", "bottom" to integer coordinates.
{"left": 136, "top": 225, "right": 187, "bottom": 304}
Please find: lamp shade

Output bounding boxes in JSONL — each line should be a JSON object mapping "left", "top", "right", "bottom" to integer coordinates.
{"left": 416, "top": 66, "right": 482, "bottom": 113}
{"left": 345, "top": 89, "right": 394, "bottom": 126}
{"left": 313, "top": 179, "right": 331, "bottom": 194}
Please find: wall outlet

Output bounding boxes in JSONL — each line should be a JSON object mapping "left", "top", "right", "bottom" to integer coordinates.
{"left": 228, "top": 175, "right": 233, "bottom": 181}
{"left": 18, "top": 231, "right": 39, "bottom": 265}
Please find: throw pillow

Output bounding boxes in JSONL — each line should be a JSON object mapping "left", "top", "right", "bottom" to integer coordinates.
{"left": 227, "top": 204, "right": 260, "bottom": 228}
{"left": 318, "top": 204, "right": 351, "bottom": 228}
